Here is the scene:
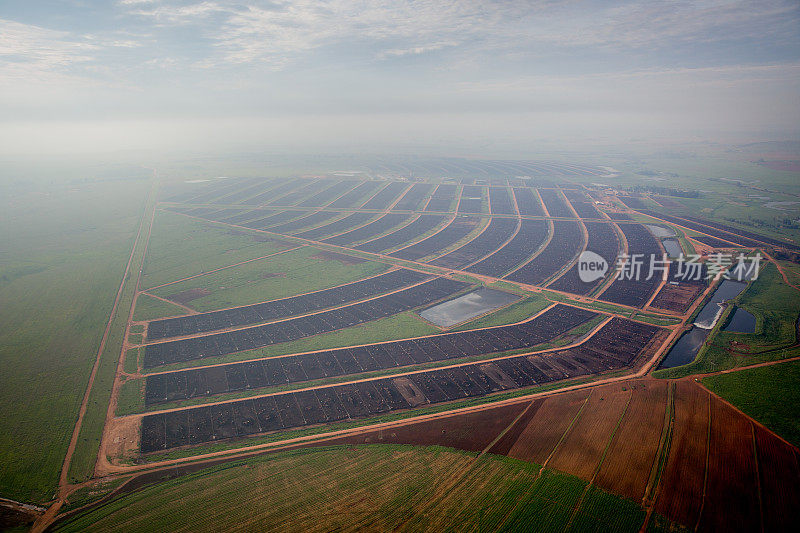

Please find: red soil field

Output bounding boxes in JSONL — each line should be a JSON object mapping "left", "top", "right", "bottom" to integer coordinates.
{"left": 546, "top": 382, "right": 632, "bottom": 481}
{"left": 754, "top": 425, "right": 800, "bottom": 531}
{"left": 318, "top": 400, "right": 529, "bottom": 453}
{"left": 505, "top": 388, "right": 591, "bottom": 465}
{"left": 594, "top": 379, "right": 668, "bottom": 501}
{"left": 298, "top": 379, "right": 799, "bottom": 532}
{"left": 486, "top": 399, "right": 544, "bottom": 456}
{"left": 697, "top": 396, "right": 760, "bottom": 531}
{"left": 654, "top": 380, "right": 709, "bottom": 528}
{"left": 650, "top": 284, "right": 704, "bottom": 313}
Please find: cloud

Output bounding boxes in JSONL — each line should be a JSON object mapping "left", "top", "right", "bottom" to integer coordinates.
{"left": 556, "top": 0, "right": 800, "bottom": 49}
{"left": 114, "top": 0, "right": 799, "bottom": 72}
{"left": 378, "top": 41, "right": 459, "bottom": 59}
{"left": 0, "top": 19, "right": 98, "bottom": 83}
{"left": 0, "top": 0, "right": 797, "bottom": 150}
{"left": 120, "top": 1, "right": 534, "bottom": 67}
{"left": 125, "top": 1, "right": 227, "bottom": 25}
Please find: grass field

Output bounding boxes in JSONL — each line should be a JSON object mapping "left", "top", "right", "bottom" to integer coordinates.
{"left": 132, "top": 293, "right": 186, "bottom": 321}
{"left": 702, "top": 359, "right": 800, "bottom": 447}
{"left": 0, "top": 178, "right": 148, "bottom": 503}
{"left": 149, "top": 245, "right": 389, "bottom": 312}
{"left": 66, "top": 184, "right": 156, "bottom": 486}
{"left": 778, "top": 260, "right": 800, "bottom": 287}
{"left": 54, "top": 445, "right": 670, "bottom": 532}
{"left": 140, "top": 210, "right": 291, "bottom": 290}
{"left": 452, "top": 293, "right": 551, "bottom": 331}
{"left": 654, "top": 263, "right": 800, "bottom": 378}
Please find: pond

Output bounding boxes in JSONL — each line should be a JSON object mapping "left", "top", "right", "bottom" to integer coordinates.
{"left": 657, "top": 278, "right": 749, "bottom": 369}
{"left": 662, "top": 238, "right": 682, "bottom": 257}
{"left": 657, "top": 327, "right": 710, "bottom": 369}
{"left": 728, "top": 260, "right": 760, "bottom": 282}
{"left": 419, "top": 288, "right": 521, "bottom": 328}
{"left": 645, "top": 224, "right": 675, "bottom": 238}
{"left": 693, "top": 280, "right": 748, "bottom": 329}
{"left": 724, "top": 307, "right": 756, "bottom": 333}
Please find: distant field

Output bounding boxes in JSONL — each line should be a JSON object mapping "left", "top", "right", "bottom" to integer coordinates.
{"left": 132, "top": 293, "right": 186, "bottom": 321}
{"left": 4, "top": 155, "right": 800, "bottom": 533}
{"left": 53, "top": 445, "right": 663, "bottom": 532}
{"left": 140, "top": 210, "right": 291, "bottom": 290}
{"left": 148, "top": 245, "right": 389, "bottom": 312}
{"left": 0, "top": 179, "right": 148, "bottom": 503}
{"left": 703, "top": 359, "right": 800, "bottom": 447}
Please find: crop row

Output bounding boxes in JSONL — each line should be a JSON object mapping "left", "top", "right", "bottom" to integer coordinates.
{"left": 467, "top": 219, "right": 549, "bottom": 278}
{"left": 548, "top": 221, "right": 620, "bottom": 295}
{"left": 599, "top": 223, "right": 663, "bottom": 307}
{"left": 505, "top": 220, "right": 583, "bottom": 286}
{"left": 143, "top": 277, "right": 469, "bottom": 367}
{"left": 355, "top": 215, "right": 446, "bottom": 253}
{"left": 362, "top": 182, "right": 410, "bottom": 210}
{"left": 389, "top": 216, "right": 481, "bottom": 261}
{"left": 144, "top": 304, "right": 597, "bottom": 404}
{"left": 140, "top": 317, "right": 660, "bottom": 452}
{"left": 425, "top": 184, "right": 458, "bottom": 211}
{"left": 392, "top": 183, "right": 435, "bottom": 211}
{"left": 431, "top": 217, "right": 519, "bottom": 269}
{"left": 146, "top": 269, "right": 430, "bottom": 340}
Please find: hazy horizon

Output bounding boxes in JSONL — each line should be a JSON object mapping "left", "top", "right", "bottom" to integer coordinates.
{"left": 1, "top": 1, "right": 799, "bottom": 156}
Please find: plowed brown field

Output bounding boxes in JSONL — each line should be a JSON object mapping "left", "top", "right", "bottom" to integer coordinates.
{"left": 319, "top": 400, "right": 528, "bottom": 453}
{"left": 697, "top": 397, "right": 760, "bottom": 532}
{"left": 546, "top": 383, "right": 632, "bottom": 481}
{"left": 595, "top": 380, "right": 667, "bottom": 500}
{"left": 506, "top": 388, "right": 591, "bottom": 465}
{"left": 654, "top": 380, "right": 709, "bottom": 527}
{"left": 301, "top": 378, "right": 799, "bottom": 532}
{"left": 754, "top": 425, "right": 800, "bottom": 532}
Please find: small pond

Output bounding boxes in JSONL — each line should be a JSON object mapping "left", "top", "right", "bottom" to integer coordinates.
{"left": 645, "top": 224, "right": 675, "bottom": 238}
{"left": 723, "top": 307, "right": 757, "bottom": 333}
{"left": 662, "top": 239, "right": 682, "bottom": 257}
{"left": 419, "top": 288, "right": 521, "bottom": 328}
{"left": 657, "top": 328, "right": 711, "bottom": 369}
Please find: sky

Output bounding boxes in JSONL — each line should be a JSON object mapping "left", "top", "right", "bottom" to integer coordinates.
{"left": 0, "top": 0, "right": 799, "bottom": 156}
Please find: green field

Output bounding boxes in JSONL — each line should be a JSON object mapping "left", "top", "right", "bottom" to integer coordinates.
{"left": 149, "top": 245, "right": 389, "bottom": 312}
{"left": 453, "top": 293, "right": 551, "bottom": 331}
{"left": 654, "top": 263, "right": 800, "bottom": 379}
{"left": 140, "top": 210, "right": 292, "bottom": 290}
{"left": 0, "top": 179, "right": 148, "bottom": 503}
{"left": 573, "top": 149, "right": 800, "bottom": 245}
{"left": 67, "top": 184, "right": 156, "bottom": 487}
{"left": 702, "top": 359, "right": 800, "bottom": 447}
{"left": 54, "top": 445, "right": 672, "bottom": 532}
{"left": 132, "top": 293, "right": 187, "bottom": 321}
